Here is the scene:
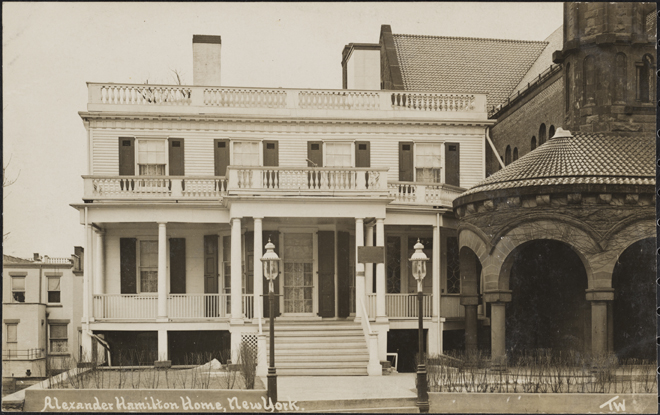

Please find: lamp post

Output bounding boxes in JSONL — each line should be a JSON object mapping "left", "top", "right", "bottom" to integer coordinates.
{"left": 410, "top": 239, "right": 429, "bottom": 413}
{"left": 261, "top": 239, "right": 280, "bottom": 405}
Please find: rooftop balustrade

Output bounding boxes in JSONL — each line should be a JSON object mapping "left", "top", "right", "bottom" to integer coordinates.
{"left": 86, "top": 83, "right": 489, "bottom": 121}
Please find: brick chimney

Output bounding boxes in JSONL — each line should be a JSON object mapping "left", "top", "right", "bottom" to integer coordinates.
{"left": 193, "top": 35, "right": 222, "bottom": 86}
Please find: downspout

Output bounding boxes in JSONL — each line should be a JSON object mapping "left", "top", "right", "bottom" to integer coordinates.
{"left": 486, "top": 127, "right": 505, "bottom": 169}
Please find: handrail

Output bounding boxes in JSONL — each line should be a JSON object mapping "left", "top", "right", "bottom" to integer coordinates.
{"left": 358, "top": 295, "right": 374, "bottom": 336}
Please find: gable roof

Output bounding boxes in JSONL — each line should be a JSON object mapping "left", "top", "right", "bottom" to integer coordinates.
{"left": 509, "top": 26, "right": 563, "bottom": 97}
{"left": 392, "top": 33, "right": 548, "bottom": 110}
{"left": 457, "top": 131, "right": 655, "bottom": 199}
{"left": 3, "top": 254, "right": 34, "bottom": 264}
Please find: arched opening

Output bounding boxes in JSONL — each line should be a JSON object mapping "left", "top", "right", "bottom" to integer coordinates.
{"left": 538, "top": 124, "right": 546, "bottom": 145}
{"left": 504, "top": 240, "right": 589, "bottom": 358}
{"left": 531, "top": 136, "right": 536, "bottom": 150}
{"left": 614, "top": 53, "right": 627, "bottom": 104}
{"left": 565, "top": 62, "right": 571, "bottom": 112}
{"left": 504, "top": 145, "right": 512, "bottom": 165}
{"left": 512, "top": 147, "right": 518, "bottom": 161}
{"left": 548, "top": 125, "right": 555, "bottom": 140}
{"left": 584, "top": 55, "right": 596, "bottom": 105}
{"left": 611, "top": 237, "right": 655, "bottom": 360}
{"left": 637, "top": 54, "right": 654, "bottom": 103}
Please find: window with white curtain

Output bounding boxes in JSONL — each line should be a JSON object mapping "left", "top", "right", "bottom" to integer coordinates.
{"left": 325, "top": 142, "right": 352, "bottom": 167}
{"left": 233, "top": 141, "right": 260, "bottom": 166}
{"left": 415, "top": 143, "right": 442, "bottom": 183}
{"left": 139, "top": 240, "right": 158, "bottom": 293}
{"left": 137, "top": 140, "right": 166, "bottom": 175}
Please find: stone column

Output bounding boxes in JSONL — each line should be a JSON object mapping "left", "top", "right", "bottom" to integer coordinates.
{"left": 230, "top": 218, "right": 243, "bottom": 321}
{"left": 253, "top": 218, "right": 264, "bottom": 320}
{"left": 607, "top": 302, "right": 613, "bottom": 353}
{"left": 375, "top": 218, "right": 386, "bottom": 320}
{"left": 463, "top": 300, "right": 478, "bottom": 354}
{"left": 586, "top": 288, "right": 614, "bottom": 357}
{"left": 93, "top": 229, "right": 105, "bottom": 295}
{"left": 365, "top": 223, "right": 374, "bottom": 295}
{"left": 355, "top": 218, "right": 365, "bottom": 322}
{"left": 484, "top": 291, "right": 511, "bottom": 368}
{"left": 157, "top": 222, "right": 167, "bottom": 321}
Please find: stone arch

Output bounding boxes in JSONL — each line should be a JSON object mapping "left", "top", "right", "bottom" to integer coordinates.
{"left": 505, "top": 145, "right": 512, "bottom": 165}
{"left": 538, "top": 124, "right": 547, "bottom": 145}
{"left": 457, "top": 226, "right": 491, "bottom": 262}
{"left": 531, "top": 136, "right": 536, "bottom": 150}
{"left": 489, "top": 218, "right": 599, "bottom": 291}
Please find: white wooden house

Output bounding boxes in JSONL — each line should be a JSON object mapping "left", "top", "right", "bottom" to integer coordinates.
{"left": 72, "top": 35, "right": 494, "bottom": 375}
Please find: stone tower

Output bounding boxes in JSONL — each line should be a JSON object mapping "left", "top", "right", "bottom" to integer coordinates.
{"left": 553, "top": 2, "right": 656, "bottom": 135}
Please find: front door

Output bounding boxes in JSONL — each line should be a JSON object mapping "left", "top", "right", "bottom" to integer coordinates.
{"left": 282, "top": 232, "right": 315, "bottom": 315}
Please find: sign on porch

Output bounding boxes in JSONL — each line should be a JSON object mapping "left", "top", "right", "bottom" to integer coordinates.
{"left": 357, "top": 246, "right": 385, "bottom": 264}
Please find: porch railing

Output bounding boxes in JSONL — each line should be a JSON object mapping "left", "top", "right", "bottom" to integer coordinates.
{"left": 227, "top": 166, "right": 389, "bottom": 193}
{"left": 83, "top": 176, "right": 227, "bottom": 200}
{"left": 386, "top": 293, "right": 432, "bottom": 318}
{"left": 366, "top": 294, "right": 377, "bottom": 318}
{"left": 167, "top": 294, "right": 229, "bottom": 319}
{"left": 2, "top": 348, "right": 45, "bottom": 361}
{"left": 388, "top": 181, "right": 466, "bottom": 206}
{"left": 93, "top": 294, "right": 158, "bottom": 320}
{"left": 440, "top": 295, "right": 465, "bottom": 318}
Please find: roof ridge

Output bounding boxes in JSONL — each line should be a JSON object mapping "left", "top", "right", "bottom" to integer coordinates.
{"left": 392, "top": 33, "right": 549, "bottom": 45}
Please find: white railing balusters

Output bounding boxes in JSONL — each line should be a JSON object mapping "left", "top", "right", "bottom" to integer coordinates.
{"left": 384, "top": 293, "right": 432, "bottom": 318}
{"left": 84, "top": 176, "right": 227, "bottom": 200}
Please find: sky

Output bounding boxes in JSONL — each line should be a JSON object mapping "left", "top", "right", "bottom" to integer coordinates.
{"left": 2, "top": 2, "right": 563, "bottom": 258}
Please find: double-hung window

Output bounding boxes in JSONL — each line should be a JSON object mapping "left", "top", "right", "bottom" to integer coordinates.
{"left": 139, "top": 240, "right": 158, "bottom": 293}
{"left": 11, "top": 277, "right": 25, "bottom": 303}
{"left": 233, "top": 141, "right": 260, "bottom": 166}
{"left": 415, "top": 143, "right": 442, "bottom": 183}
{"left": 6, "top": 323, "right": 18, "bottom": 356}
{"left": 137, "top": 139, "right": 167, "bottom": 176}
{"left": 48, "top": 277, "right": 61, "bottom": 303}
{"left": 325, "top": 142, "right": 352, "bottom": 167}
{"left": 49, "top": 323, "right": 68, "bottom": 353}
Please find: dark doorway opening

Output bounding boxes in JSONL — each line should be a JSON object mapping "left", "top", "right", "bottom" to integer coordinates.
{"left": 612, "top": 237, "right": 655, "bottom": 360}
{"left": 96, "top": 331, "right": 158, "bottom": 365}
{"left": 505, "top": 240, "right": 589, "bottom": 358}
{"left": 168, "top": 331, "right": 230, "bottom": 365}
{"left": 387, "top": 329, "right": 427, "bottom": 373}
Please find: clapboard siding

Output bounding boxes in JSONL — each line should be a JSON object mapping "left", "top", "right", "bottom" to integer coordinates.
{"left": 90, "top": 126, "right": 485, "bottom": 187}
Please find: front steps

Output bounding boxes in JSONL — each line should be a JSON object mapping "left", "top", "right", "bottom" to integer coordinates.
{"left": 267, "top": 320, "right": 369, "bottom": 376}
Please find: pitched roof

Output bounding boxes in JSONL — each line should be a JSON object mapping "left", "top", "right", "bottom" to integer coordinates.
{"left": 3, "top": 254, "right": 34, "bottom": 264}
{"left": 392, "top": 33, "right": 548, "bottom": 109}
{"left": 510, "top": 26, "right": 563, "bottom": 97}
{"left": 459, "top": 131, "right": 655, "bottom": 198}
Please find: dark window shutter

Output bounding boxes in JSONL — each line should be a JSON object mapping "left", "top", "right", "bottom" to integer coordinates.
{"left": 120, "top": 238, "right": 137, "bottom": 294}
{"left": 263, "top": 231, "right": 281, "bottom": 317}
{"left": 168, "top": 138, "right": 185, "bottom": 176}
{"left": 337, "top": 231, "right": 350, "bottom": 318}
{"left": 307, "top": 141, "right": 323, "bottom": 167}
{"left": 355, "top": 141, "right": 370, "bottom": 168}
{"left": 445, "top": 142, "right": 460, "bottom": 187}
{"left": 204, "top": 235, "right": 219, "bottom": 294}
{"left": 399, "top": 142, "right": 414, "bottom": 181}
{"left": 317, "top": 231, "right": 335, "bottom": 317}
{"left": 214, "top": 139, "right": 230, "bottom": 176}
{"left": 169, "top": 238, "right": 186, "bottom": 294}
{"left": 119, "top": 137, "right": 135, "bottom": 176}
{"left": 263, "top": 141, "right": 279, "bottom": 167}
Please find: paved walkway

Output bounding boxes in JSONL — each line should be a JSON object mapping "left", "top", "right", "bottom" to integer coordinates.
{"left": 270, "top": 373, "right": 417, "bottom": 402}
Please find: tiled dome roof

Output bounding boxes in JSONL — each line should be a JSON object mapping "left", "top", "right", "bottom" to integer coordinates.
{"left": 459, "top": 130, "right": 655, "bottom": 198}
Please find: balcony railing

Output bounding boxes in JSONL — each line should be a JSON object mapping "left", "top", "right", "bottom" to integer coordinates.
{"left": 2, "top": 348, "right": 45, "bottom": 361}
{"left": 83, "top": 176, "right": 227, "bottom": 200}
{"left": 388, "top": 182, "right": 465, "bottom": 206}
{"left": 227, "top": 166, "right": 389, "bottom": 194}
{"left": 87, "top": 83, "right": 488, "bottom": 121}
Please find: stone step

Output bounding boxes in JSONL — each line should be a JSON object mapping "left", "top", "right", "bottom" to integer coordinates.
{"left": 274, "top": 330, "right": 363, "bottom": 337}
{"left": 275, "top": 349, "right": 369, "bottom": 356}
{"left": 292, "top": 398, "right": 419, "bottom": 412}
{"left": 273, "top": 340, "right": 366, "bottom": 349}
{"left": 271, "top": 354, "right": 369, "bottom": 362}
{"left": 270, "top": 360, "right": 368, "bottom": 368}
{"left": 274, "top": 367, "right": 368, "bottom": 376}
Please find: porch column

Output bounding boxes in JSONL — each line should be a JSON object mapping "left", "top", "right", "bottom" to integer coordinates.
{"left": 157, "top": 222, "right": 167, "bottom": 321}
{"left": 254, "top": 218, "right": 263, "bottom": 320}
{"left": 365, "top": 223, "right": 374, "bottom": 295}
{"left": 93, "top": 229, "right": 105, "bottom": 295}
{"left": 355, "top": 218, "right": 365, "bottom": 322}
{"left": 83, "top": 223, "right": 93, "bottom": 324}
{"left": 157, "top": 329, "right": 168, "bottom": 363}
{"left": 375, "top": 218, "right": 386, "bottom": 320}
{"left": 432, "top": 218, "right": 442, "bottom": 354}
{"left": 231, "top": 218, "right": 243, "bottom": 321}
{"left": 586, "top": 288, "right": 614, "bottom": 357}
